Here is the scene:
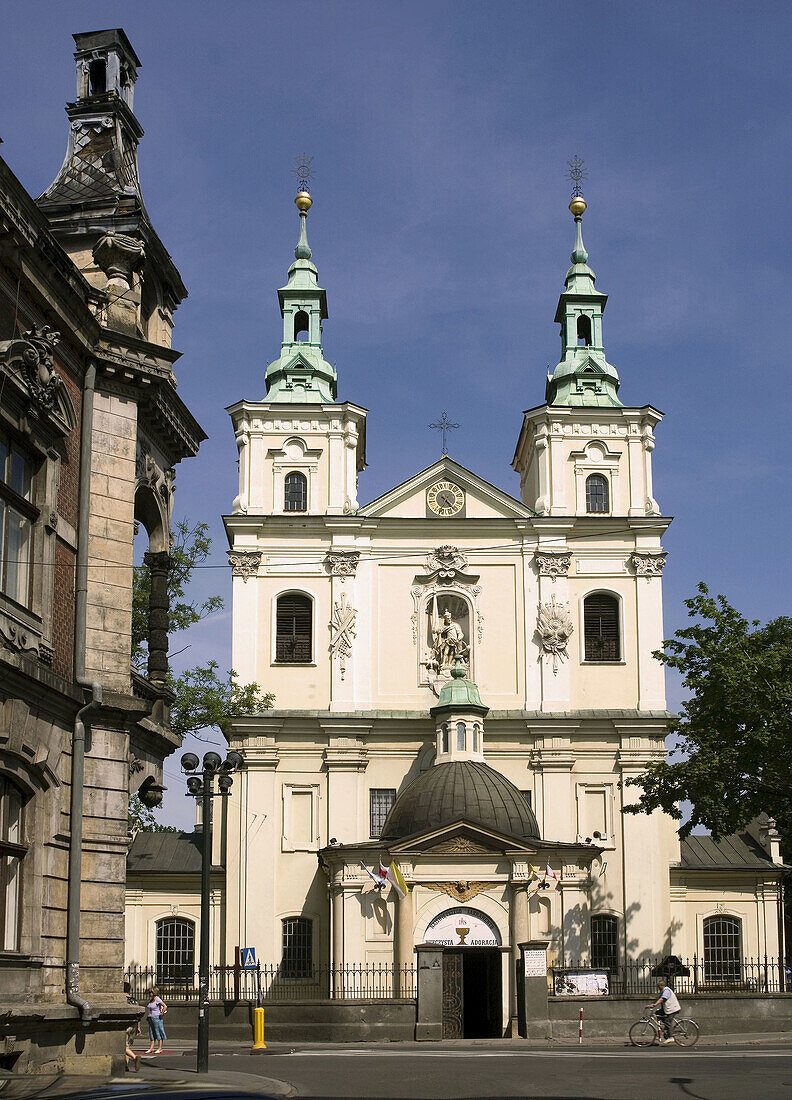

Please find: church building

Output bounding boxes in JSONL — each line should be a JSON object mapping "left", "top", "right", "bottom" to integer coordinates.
{"left": 126, "top": 185, "right": 784, "bottom": 1038}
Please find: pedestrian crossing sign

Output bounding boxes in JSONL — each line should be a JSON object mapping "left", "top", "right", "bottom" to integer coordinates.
{"left": 241, "top": 946, "right": 256, "bottom": 969}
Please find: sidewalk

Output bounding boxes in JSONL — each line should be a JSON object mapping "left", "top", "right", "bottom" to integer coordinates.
{"left": 135, "top": 1030, "right": 792, "bottom": 1055}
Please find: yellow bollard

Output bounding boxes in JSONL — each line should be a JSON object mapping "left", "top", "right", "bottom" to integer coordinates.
{"left": 252, "top": 1006, "right": 266, "bottom": 1050}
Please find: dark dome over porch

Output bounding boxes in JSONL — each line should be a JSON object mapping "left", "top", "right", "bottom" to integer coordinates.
{"left": 381, "top": 760, "right": 540, "bottom": 841}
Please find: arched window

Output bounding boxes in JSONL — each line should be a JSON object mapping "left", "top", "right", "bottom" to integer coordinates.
{"left": 703, "top": 915, "right": 742, "bottom": 983}
{"left": 293, "top": 310, "right": 310, "bottom": 342}
{"left": 576, "top": 315, "right": 592, "bottom": 346}
{"left": 590, "top": 914, "right": 619, "bottom": 971}
{"left": 282, "top": 916, "right": 313, "bottom": 979}
{"left": 584, "top": 593, "right": 620, "bottom": 661}
{"left": 472, "top": 723, "right": 480, "bottom": 752}
{"left": 456, "top": 722, "right": 466, "bottom": 752}
{"left": 585, "top": 473, "right": 609, "bottom": 513}
{"left": 441, "top": 724, "right": 449, "bottom": 754}
{"left": 0, "top": 776, "right": 25, "bottom": 951}
{"left": 276, "top": 593, "right": 312, "bottom": 663}
{"left": 155, "top": 917, "right": 195, "bottom": 982}
{"left": 284, "top": 471, "right": 307, "bottom": 512}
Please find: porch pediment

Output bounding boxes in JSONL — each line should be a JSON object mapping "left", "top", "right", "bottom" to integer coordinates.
{"left": 387, "top": 819, "right": 544, "bottom": 856}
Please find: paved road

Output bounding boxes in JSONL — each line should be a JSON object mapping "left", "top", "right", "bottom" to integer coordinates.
{"left": 149, "top": 1044, "right": 792, "bottom": 1099}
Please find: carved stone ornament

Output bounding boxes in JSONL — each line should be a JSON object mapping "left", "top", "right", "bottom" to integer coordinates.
{"left": 0, "top": 614, "right": 44, "bottom": 661}
{"left": 92, "top": 231, "right": 145, "bottom": 285}
{"left": 228, "top": 550, "right": 262, "bottom": 582}
{"left": 425, "top": 545, "right": 469, "bottom": 579}
{"left": 630, "top": 551, "right": 667, "bottom": 579}
{"left": 534, "top": 549, "right": 571, "bottom": 579}
{"left": 0, "top": 325, "right": 63, "bottom": 412}
{"left": 426, "top": 837, "right": 490, "bottom": 855}
{"left": 324, "top": 550, "right": 360, "bottom": 576}
{"left": 329, "top": 592, "right": 357, "bottom": 680}
{"left": 423, "top": 881, "right": 492, "bottom": 903}
{"left": 536, "top": 594, "right": 574, "bottom": 675}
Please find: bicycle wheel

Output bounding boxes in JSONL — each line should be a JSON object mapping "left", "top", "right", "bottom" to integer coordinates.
{"left": 629, "top": 1019, "right": 658, "bottom": 1047}
{"left": 672, "top": 1018, "right": 699, "bottom": 1047}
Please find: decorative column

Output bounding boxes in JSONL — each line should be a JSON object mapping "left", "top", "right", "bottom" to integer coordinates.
{"left": 331, "top": 879, "right": 345, "bottom": 976}
{"left": 534, "top": 547, "right": 573, "bottom": 712}
{"left": 630, "top": 551, "right": 667, "bottom": 711}
{"left": 509, "top": 872, "right": 530, "bottom": 1035}
{"left": 144, "top": 550, "right": 171, "bottom": 684}
{"left": 394, "top": 883, "right": 414, "bottom": 996}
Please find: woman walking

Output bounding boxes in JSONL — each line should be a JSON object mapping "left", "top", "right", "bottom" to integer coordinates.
{"left": 144, "top": 986, "right": 167, "bottom": 1054}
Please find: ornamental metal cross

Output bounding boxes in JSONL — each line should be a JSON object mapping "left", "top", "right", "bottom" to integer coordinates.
{"left": 567, "top": 155, "right": 586, "bottom": 199}
{"left": 429, "top": 411, "right": 459, "bottom": 456}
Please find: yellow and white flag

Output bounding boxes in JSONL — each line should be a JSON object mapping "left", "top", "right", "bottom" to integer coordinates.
{"left": 385, "top": 860, "right": 407, "bottom": 899}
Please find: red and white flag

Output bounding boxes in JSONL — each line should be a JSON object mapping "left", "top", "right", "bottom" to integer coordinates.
{"left": 545, "top": 864, "right": 558, "bottom": 881}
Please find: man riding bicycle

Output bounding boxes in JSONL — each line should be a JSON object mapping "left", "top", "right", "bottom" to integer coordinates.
{"left": 647, "top": 977, "right": 681, "bottom": 1044}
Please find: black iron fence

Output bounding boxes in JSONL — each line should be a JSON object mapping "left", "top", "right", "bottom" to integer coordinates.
{"left": 125, "top": 962, "right": 417, "bottom": 1003}
{"left": 553, "top": 956, "right": 789, "bottom": 996}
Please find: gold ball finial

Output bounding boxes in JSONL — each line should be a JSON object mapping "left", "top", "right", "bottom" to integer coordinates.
{"left": 295, "top": 191, "right": 312, "bottom": 212}
{"left": 569, "top": 196, "right": 587, "bottom": 217}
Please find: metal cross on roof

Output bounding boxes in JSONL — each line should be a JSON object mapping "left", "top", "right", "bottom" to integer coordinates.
{"left": 567, "top": 154, "right": 587, "bottom": 199}
{"left": 293, "top": 154, "right": 314, "bottom": 192}
{"left": 429, "top": 411, "right": 460, "bottom": 456}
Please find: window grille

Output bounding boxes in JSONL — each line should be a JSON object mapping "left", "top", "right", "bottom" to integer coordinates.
{"left": 0, "top": 433, "right": 36, "bottom": 607}
{"left": 590, "top": 914, "right": 619, "bottom": 971}
{"left": 703, "top": 915, "right": 742, "bottom": 982}
{"left": 276, "top": 594, "right": 312, "bottom": 662}
{"left": 585, "top": 473, "right": 609, "bottom": 513}
{"left": 584, "top": 593, "right": 620, "bottom": 661}
{"left": 369, "top": 789, "right": 396, "bottom": 838}
{"left": 282, "top": 917, "right": 313, "bottom": 979}
{"left": 155, "top": 917, "right": 195, "bottom": 982}
{"left": 0, "top": 776, "right": 25, "bottom": 951}
{"left": 284, "top": 471, "right": 307, "bottom": 512}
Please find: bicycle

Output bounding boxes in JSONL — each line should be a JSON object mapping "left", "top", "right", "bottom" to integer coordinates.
{"left": 629, "top": 1009, "right": 700, "bottom": 1047}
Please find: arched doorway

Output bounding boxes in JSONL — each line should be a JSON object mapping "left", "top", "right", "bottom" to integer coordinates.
{"left": 425, "top": 907, "right": 503, "bottom": 1039}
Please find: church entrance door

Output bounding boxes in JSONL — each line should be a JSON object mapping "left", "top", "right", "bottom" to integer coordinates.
{"left": 441, "top": 948, "right": 502, "bottom": 1039}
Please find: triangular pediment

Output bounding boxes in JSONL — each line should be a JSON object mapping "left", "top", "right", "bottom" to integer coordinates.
{"left": 360, "top": 458, "right": 534, "bottom": 520}
{"left": 387, "top": 819, "right": 541, "bottom": 856}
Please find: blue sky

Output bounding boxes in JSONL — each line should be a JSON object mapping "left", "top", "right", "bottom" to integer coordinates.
{"left": 4, "top": 2, "right": 791, "bottom": 827}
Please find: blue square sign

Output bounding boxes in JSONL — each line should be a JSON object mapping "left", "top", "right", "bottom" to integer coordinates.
{"left": 241, "top": 947, "right": 256, "bottom": 969}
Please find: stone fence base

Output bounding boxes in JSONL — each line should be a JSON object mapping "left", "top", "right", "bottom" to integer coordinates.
{"left": 548, "top": 993, "right": 792, "bottom": 1039}
{"left": 163, "top": 999, "right": 417, "bottom": 1043}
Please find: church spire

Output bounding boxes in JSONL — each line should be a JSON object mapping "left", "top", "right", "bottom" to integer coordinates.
{"left": 264, "top": 187, "right": 338, "bottom": 404}
{"left": 545, "top": 192, "right": 622, "bottom": 407}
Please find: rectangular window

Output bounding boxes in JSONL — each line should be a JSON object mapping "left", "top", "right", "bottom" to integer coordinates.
{"left": 591, "top": 914, "right": 619, "bottom": 971}
{"left": 0, "top": 776, "right": 26, "bottom": 952}
{"left": 369, "top": 789, "right": 396, "bottom": 838}
{"left": 0, "top": 433, "right": 36, "bottom": 608}
{"left": 282, "top": 916, "right": 313, "bottom": 979}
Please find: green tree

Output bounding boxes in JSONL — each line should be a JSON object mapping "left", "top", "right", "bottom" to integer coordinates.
{"left": 130, "top": 520, "right": 272, "bottom": 830}
{"left": 128, "top": 793, "right": 178, "bottom": 833}
{"left": 624, "top": 583, "right": 792, "bottom": 844}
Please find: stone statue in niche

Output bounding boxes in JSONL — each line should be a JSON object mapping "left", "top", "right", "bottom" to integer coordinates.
{"left": 426, "top": 595, "right": 470, "bottom": 675}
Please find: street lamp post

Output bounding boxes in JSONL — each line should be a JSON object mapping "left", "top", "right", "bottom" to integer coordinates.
{"left": 181, "top": 749, "right": 243, "bottom": 1074}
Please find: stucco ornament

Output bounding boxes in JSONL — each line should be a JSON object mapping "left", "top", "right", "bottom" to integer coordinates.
{"left": 630, "top": 551, "right": 667, "bottom": 580}
{"left": 227, "top": 550, "right": 262, "bottom": 582}
{"left": 329, "top": 592, "right": 357, "bottom": 680}
{"left": 534, "top": 549, "right": 571, "bottom": 579}
{"left": 0, "top": 325, "right": 63, "bottom": 411}
{"left": 425, "top": 545, "right": 468, "bottom": 579}
{"left": 324, "top": 550, "right": 360, "bottom": 576}
{"left": 536, "top": 594, "right": 574, "bottom": 674}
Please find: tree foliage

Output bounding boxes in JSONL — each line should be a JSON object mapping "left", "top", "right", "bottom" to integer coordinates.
{"left": 130, "top": 519, "right": 273, "bottom": 831}
{"left": 625, "top": 583, "right": 792, "bottom": 842}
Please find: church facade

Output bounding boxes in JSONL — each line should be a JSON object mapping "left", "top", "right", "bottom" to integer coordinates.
{"left": 126, "top": 187, "right": 784, "bottom": 1036}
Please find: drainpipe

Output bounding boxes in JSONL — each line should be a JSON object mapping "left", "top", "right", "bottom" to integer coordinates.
{"left": 67, "top": 358, "right": 100, "bottom": 1024}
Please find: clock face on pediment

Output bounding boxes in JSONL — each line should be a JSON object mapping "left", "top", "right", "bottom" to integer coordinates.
{"left": 426, "top": 479, "right": 465, "bottom": 517}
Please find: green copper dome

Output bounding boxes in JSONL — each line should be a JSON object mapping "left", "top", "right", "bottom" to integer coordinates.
{"left": 381, "top": 760, "right": 540, "bottom": 841}
{"left": 431, "top": 663, "right": 488, "bottom": 716}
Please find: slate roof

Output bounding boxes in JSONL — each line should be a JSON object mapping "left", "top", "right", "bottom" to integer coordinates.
{"left": 678, "top": 832, "right": 782, "bottom": 871}
{"left": 127, "top": 831, "right": 223, "bottom": 875}
{"left": 381, "top": 760, "right": 540, "bottom": 842}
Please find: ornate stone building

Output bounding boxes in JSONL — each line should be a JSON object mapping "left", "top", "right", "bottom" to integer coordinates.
{"left": 124, "top": 193, "right": 784, "bottom": 1035}
{"left": 0, "top": 29, "right": 203, "bottom": 1072}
